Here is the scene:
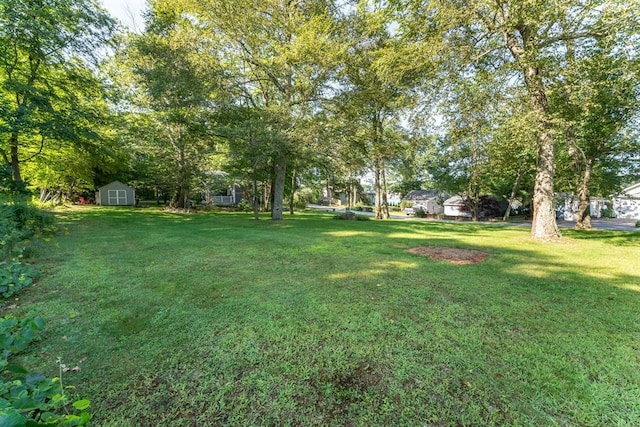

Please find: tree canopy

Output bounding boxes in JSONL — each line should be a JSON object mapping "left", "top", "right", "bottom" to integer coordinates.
{"left": 2, "top": 0, "right": 640, "bottom": 239}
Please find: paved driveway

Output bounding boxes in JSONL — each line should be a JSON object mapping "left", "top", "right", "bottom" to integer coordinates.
{"left": 558, "top": 218, "right": 639, "bottom": 232}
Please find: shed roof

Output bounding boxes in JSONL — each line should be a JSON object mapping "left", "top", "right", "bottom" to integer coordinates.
{"left": 98, "top": 181, "right": 134, "bottom": 191}
{"left": 444, "top": 195, "right": 465, "bottom": 206}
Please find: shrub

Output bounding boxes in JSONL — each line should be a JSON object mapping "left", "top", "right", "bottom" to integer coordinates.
{"left": 601, "top": 206, "right": 616, "bottom": 219}
{"left": 333, "top": 212, "right": 370, "bottom": 221}
{"left": 293, "top": 188, "right": 318, "bottom": 210}
{"left": 333, "top": 212, "right": 357, "bottom": 220}
{"left": 235, "top": 199, "right": 254, "bottom": 212}
{"left": 0, "top": 260, "right": 40, "bottom": 299}
{"left": 399, "top": 200, "right": 413, "bottom": 210}
{"left": 353, "top": 203, "right": 373, "bottom": 212}
{"left": 635, "top": 220, "right": 640, "bottom": 228}
{"left": 414, "top": 207, "right": 426, "bottom": 218}
{"left": 0, "top": 203, "right": 55, "bottom": 261}
{"left": 0, "top": 316, "right": 91, "bottom": 426}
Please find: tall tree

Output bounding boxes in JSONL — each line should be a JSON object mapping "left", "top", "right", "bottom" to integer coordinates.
{"left": 179, "top": 0, "right": 343, "bottom": 220}
{"left": 552, "top": 44, "right": 640, "bottom": 229}
{"left": 336, "top": 3, "right": 418, "bottom": 219}
{"left": 391, "top": 0, "right": 640, "bottom": 239}
{"left": 121, "top": 4, "right": 222, "bottom": 209}
{"left": 0, "top": 0, "right": 116, "bottom": 183}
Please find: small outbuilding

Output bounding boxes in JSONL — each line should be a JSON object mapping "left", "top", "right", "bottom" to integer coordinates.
{"left": 444, "top": 195, "right": 472, "bottom": 218}
{"left": 403, "top": 190, "right": 448, "bottom": 215}
{"left": 96, "top": 181, "right": 136, "bottom": 206}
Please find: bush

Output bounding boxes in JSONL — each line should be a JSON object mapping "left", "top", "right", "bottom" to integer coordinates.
{"left": 332, "top": 212, "right": 370, "bottom": 221}
{"left": 399, "top": 200, "right": 413, "bottom": 210}
{"left": 635, "top": 220, "right": 640, "bottom": 228}
{"left": 0, "top": 316, "right": 91, "bottom": 426}
{"left": 0, "top": 203, "right": 55, "bottom": 261}
{"left": 353, "top": 203, "right": 373, "bottom": 212}
{"left": 235, "top": 199, "right": 254, "bottom": 212}
{"left": 601, "top": 206, "right": 616, "bottom": 219}
{"left": 414, "top": 207, "right": 426, "bottom": 218}
{"left": 0, "top": 260, "right": 40, "bottom": 299}
{"left": 293, "top": 188, "right": 318, "bottom": 210}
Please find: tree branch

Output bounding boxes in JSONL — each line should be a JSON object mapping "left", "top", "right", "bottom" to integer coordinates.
{"left": 537, "top": 30, "right": 604, "bottom": 49}
{"left": 22, "top": 134, "right": 46, "bottom": 163}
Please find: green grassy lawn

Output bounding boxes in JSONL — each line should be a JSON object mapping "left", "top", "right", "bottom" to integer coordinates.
{"left": 11, "top": 206, "right": 640, "bottom": 426}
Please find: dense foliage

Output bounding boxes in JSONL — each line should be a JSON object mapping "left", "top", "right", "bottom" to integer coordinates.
{"left": 2, "top": 1, "right": 640, "bottom": 233}
{"left": 0, "top": 165, "right": 87, "bottom": 425}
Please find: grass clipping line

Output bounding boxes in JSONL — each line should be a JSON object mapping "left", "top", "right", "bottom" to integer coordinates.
{"left": 407, "top": 246, "right": 489, "bottom": 265}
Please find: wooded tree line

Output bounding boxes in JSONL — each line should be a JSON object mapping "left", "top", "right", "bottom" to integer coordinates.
{"left": 1, "top": 0, "right": 639, "bottom": 239}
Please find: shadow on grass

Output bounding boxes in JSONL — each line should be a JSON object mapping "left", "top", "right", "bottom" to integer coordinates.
{"left": 562, "top": 228, "right": 640, "bottom": 246}
{"left": 23, "top": 208, "right": 640, "bottom": 426}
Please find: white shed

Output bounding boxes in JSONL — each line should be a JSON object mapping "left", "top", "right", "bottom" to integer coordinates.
{"left": 96, "top": 181, "right": 136, "bottom": 206}
{"left": 444, "top": 196, "right": 472, "bottom": 218}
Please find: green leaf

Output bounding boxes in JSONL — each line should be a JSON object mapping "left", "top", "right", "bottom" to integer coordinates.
{"left": 24, "top": 373, "right": 46, "bottom": 388}
{"left": 71, "top": 399, "right": 90, "bottom": 411}
{"left": 0, "top": 411, "right": 26, "bottom": 427}
{"left": 5, "top": 364, "right": 28, "bottom": 375}
{"left": 32, "top": 318, "right": 44, "bottom": 331}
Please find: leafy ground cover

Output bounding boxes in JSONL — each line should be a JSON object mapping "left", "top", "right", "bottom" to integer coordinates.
{"left": 10, "top": 206, "right": 640, "bottom": 426}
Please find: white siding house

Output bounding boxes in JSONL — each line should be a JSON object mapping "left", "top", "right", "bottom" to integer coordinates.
{"left": 403, "top": 190, "right": 447, "bottom": 215}
{"left": 443, "top": 195, "right": 472, "bottom": 218}
{"left": 561, "top": 197, "right": 608, "bottom": 221}
{"left": 613, "top": 182, "right": 640, "bottom": 219}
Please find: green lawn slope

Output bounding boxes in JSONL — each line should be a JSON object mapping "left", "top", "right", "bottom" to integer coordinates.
{"left": 13, "top": 206, "right": 640, "bottom": 426}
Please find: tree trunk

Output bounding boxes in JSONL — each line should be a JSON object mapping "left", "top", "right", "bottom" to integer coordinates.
{"left": 350, "top": 181, "right": 357, "bottom": 207}
{"left": 471, "top": 190, "right": 479, "bottom": 222}
{"left": 288, "top": 165, "right": 297, "bottom": 215}
{"left": 530, "top": 126, "right": 560, "bottom": 239}
{"left": 170, "top": 187, "right": 188, "bottom": 209}
{"left": 9, "top": 134, "right": 22, "bottom": 182}
{"left": 380, "top": 159, "right": 390, "bottom": 219}
{"left": 505, "top": 28, "right": 560, "bottom": 239}
{"left": 523, "top": 66, "right": 560, "bottom": 239}
{"left": 574, "top": 161, "right": 593, "bottom": 230}
{"left": 271, "top": 153, "right": 287, "bottom": 220}
{"left": 503, "top": 168, "right": 524, "bottom": 222}
{"left": 374, "top": 156, "right": 382, "bottom": 219}
{"left": 252, "top": 161, "right": 260, "bottom": 220}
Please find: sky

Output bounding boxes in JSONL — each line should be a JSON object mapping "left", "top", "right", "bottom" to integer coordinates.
{"left": 100, "top": 0, "right": 147, "bottom": 31}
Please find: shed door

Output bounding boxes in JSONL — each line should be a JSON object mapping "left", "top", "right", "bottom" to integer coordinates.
{"left": 108, "top": 189, "right": 127, "bottom": 205}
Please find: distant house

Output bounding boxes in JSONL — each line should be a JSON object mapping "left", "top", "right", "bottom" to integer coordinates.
{"left": 613, "top": 182, "right": 640, "bottom": 219}
{"left": 560, "top": 195, "right": 608, "bottom": 221}
{"left": 403, "top": 190, "right": 448, "bottom": 215}
{"left": 96, "top": 181, "right": 136, "bottom": 206}
{"left": 443, "top": 195, "right": 472, "bottom": 218}
{"left": 210, "top": 184, "right": 243, "bottom": 206}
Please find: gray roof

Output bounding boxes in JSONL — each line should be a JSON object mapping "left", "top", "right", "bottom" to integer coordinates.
{"left": 444, "top": 195, "right": 465, "bottom": 206}
{"left": 404, "top": 190, "right": 444, "bottom": 201}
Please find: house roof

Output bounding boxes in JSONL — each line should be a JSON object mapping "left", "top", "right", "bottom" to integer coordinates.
{"left": 404, "top": 190, "right": 444, "bottom": 201}
{"left": 620, "top": 182, "right": 640, "bottom": 198}
{"left": 444, "top": 195, "right": 465, "bottom": 206}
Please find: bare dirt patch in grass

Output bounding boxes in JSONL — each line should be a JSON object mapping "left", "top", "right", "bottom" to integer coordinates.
{"left": 407, "top": 246, "right": 489, "bottom": 265}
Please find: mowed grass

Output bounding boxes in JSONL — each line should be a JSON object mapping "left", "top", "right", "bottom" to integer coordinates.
{"left": 12, "top": 206, "right": 640, "bottom": 426}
